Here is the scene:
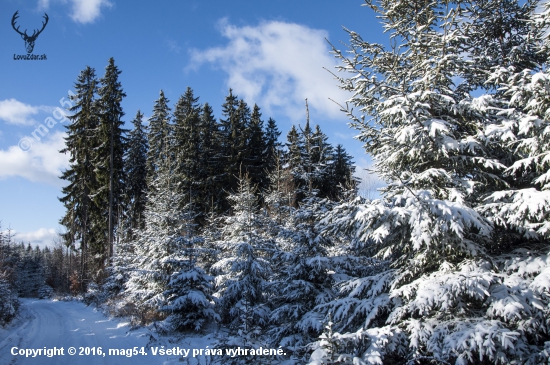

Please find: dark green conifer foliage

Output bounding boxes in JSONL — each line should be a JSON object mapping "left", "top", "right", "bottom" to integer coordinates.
{"left": 244, "top": 104, "right": 266, "bottom": 190}
{"left": 146, "top": 90, "right": 172, "bottom": 186}
{"left": 228, "top": 99, "right": 251, "bottom": 189}
{"left": 285, "top": 126, "right": 303, "bottom": 206}
{"left": 173, "top": 87, "right": 202, "bottom": 213}
{"left": 218, "top": 89, "right": 240, "bottom": 210}
{"left": 95, "top": 57, "right": 126, "bottom": 266}
{"left": 123, "top": 110, "right": 148, "bottom": 240}
{"left": 330, "top": 144, "right": 356, "bottom": 199}
{"left": 286, "top": 126, "right": 302, "bottom": 172}
{"left": 59, "top": 66, "right": 100, "bottom": 290}
{"left": 310, "top": 125, "right": 334, "bottom": 198}
{"left": 263, "top": 117, "right": 282, "bottom": 173}
{"left": 199, "top": 102, "right": 225, "bottom": 214}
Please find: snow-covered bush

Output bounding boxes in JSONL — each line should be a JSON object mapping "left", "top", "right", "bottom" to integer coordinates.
{"left": 84, "top": 282, "right": 107, "bottom": 306}
{"left": 38, "top": 285, "right": 54, "bottom": 299}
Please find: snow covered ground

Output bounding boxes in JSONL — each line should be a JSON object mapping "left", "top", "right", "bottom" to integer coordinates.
{"left": 0, "top": 299, "right": 216, "bottom": 365}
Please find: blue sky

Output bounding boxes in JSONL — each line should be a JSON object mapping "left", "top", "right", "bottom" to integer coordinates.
{"left": 0, "top": 0, "right": 386, "bottom": 247}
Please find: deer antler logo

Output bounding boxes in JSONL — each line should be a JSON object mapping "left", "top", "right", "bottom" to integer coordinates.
{"left": 12, "top": 11, "right": 49, "bottom": 54}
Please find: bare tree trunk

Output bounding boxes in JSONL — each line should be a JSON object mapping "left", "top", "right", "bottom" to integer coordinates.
{"left": 108, "top": 117, "right": 114, "bottom": 259}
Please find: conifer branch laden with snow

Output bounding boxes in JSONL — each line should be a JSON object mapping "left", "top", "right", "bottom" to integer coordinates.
{"left": 308, "top": 0, "right": 550, "bottom": 364}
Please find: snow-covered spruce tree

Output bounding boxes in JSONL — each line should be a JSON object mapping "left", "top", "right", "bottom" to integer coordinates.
{"left": 102, "top": 235, "right": 134, "bottom": 305}
{"left": 162, "top": 201, "right": 219, "bottom": 332}
{"left": 478, "top": 1, "right": 550, "bottom": 247}
{"left": 124, "top": 142, "right": 183, "bottom": 323}
{"left": 308, "top": 0, "right": 550, "bottom": 364}
{"left": 269, "top": 189, "right": 337, "bottom": 360}
{"left": 17, "top": 245, "right": 45, "bottom": 297}
{"left": 0, "top": 270, "right": 18, "bottom": 326}
{"left": 0, "top": 227, "right": 19, "bottom": 324}
{"left": 211, "top": 175, "right": 273, "bottom": 362}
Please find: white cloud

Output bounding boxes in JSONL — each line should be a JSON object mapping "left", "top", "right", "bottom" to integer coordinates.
{"left": 0, "top": 131, "right": 69, "bottom": 186}
{"left": 37, "top": 0, "right": 50, "bottom": 10}
{"left": 69, "top": 0, "right": 112, "bottom": 24}
{"left": 10, "top": 228, "right": 59, "bottom": 249}
{"left": 38, "top": 0, "right": 112, "bottom": 23}
{"left": 189, "top": 20, "right": 350, "bottom": 122}
{"left": 0, "top": 99, "right": 47, "bottom": 126}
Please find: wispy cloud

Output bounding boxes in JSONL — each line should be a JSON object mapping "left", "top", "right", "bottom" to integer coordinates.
{"left": 0, "top": 131, "right": 69, "bottom": 186}
{"left": 37, "top": 0, "right": 50, "bottom": 10}
{"left": 9, "top": 228, "right": 59, "bottom": 249}
{"left": 0, "top": 99, "right": 51, "bottom": 126}
{"left": 189, "top": 19, "right": 350, "bottom": 122}
{"left": 37, "top": 0, "right": 112, "bottom": 24}
{"left": 166, "top": 39, "right": 182, "bottom": 53}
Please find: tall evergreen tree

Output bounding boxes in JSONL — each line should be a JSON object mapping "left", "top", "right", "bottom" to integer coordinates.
{"left": 146, "top": 90, "right": 172, "bottom": 185}
{"left": 59, "top": 66, "right": 100, "bottom": 289}
{"left": 328, "top": 144, "right": 355, "bottom": 200}
{"left": 244, "top": 104, "right": 266, "bottom": 190}
{"left": 285, "top": 123, "right": 341, "bottom": 203}
{"left": 199, "top": 102, "right": 224, "bottom": 214}
{"left": 123, "top": 110, "right": 148, "bottom": 240}
{"left": 173, "top": 87, "right": 202, "bottom": 212}
{"left": 263, "top": 117, "right": 282, "bottom": 174}
{"left": 218, "top": 89, "right": 240, "bottom": 204}
{"left": 95, "top": 57, "right": 126, "bottom": 262}
{"left": 219, "top": 90, "right": 253, "bottom": 200}
{"left": 299, "top": 120, "right": 315, "bottom": 195}
{"left": 229, "top": 100, "right": 251, "bottom": 189}
{"left": 310, "top": 125, "right": 334, "bottom": 199}
{"left": 285, "top": 125, "right": 303, "bottom": 207}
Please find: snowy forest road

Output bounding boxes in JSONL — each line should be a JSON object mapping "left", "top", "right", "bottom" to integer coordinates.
{"left": 0, "top": 299, "right": 167, "bottom": 365}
